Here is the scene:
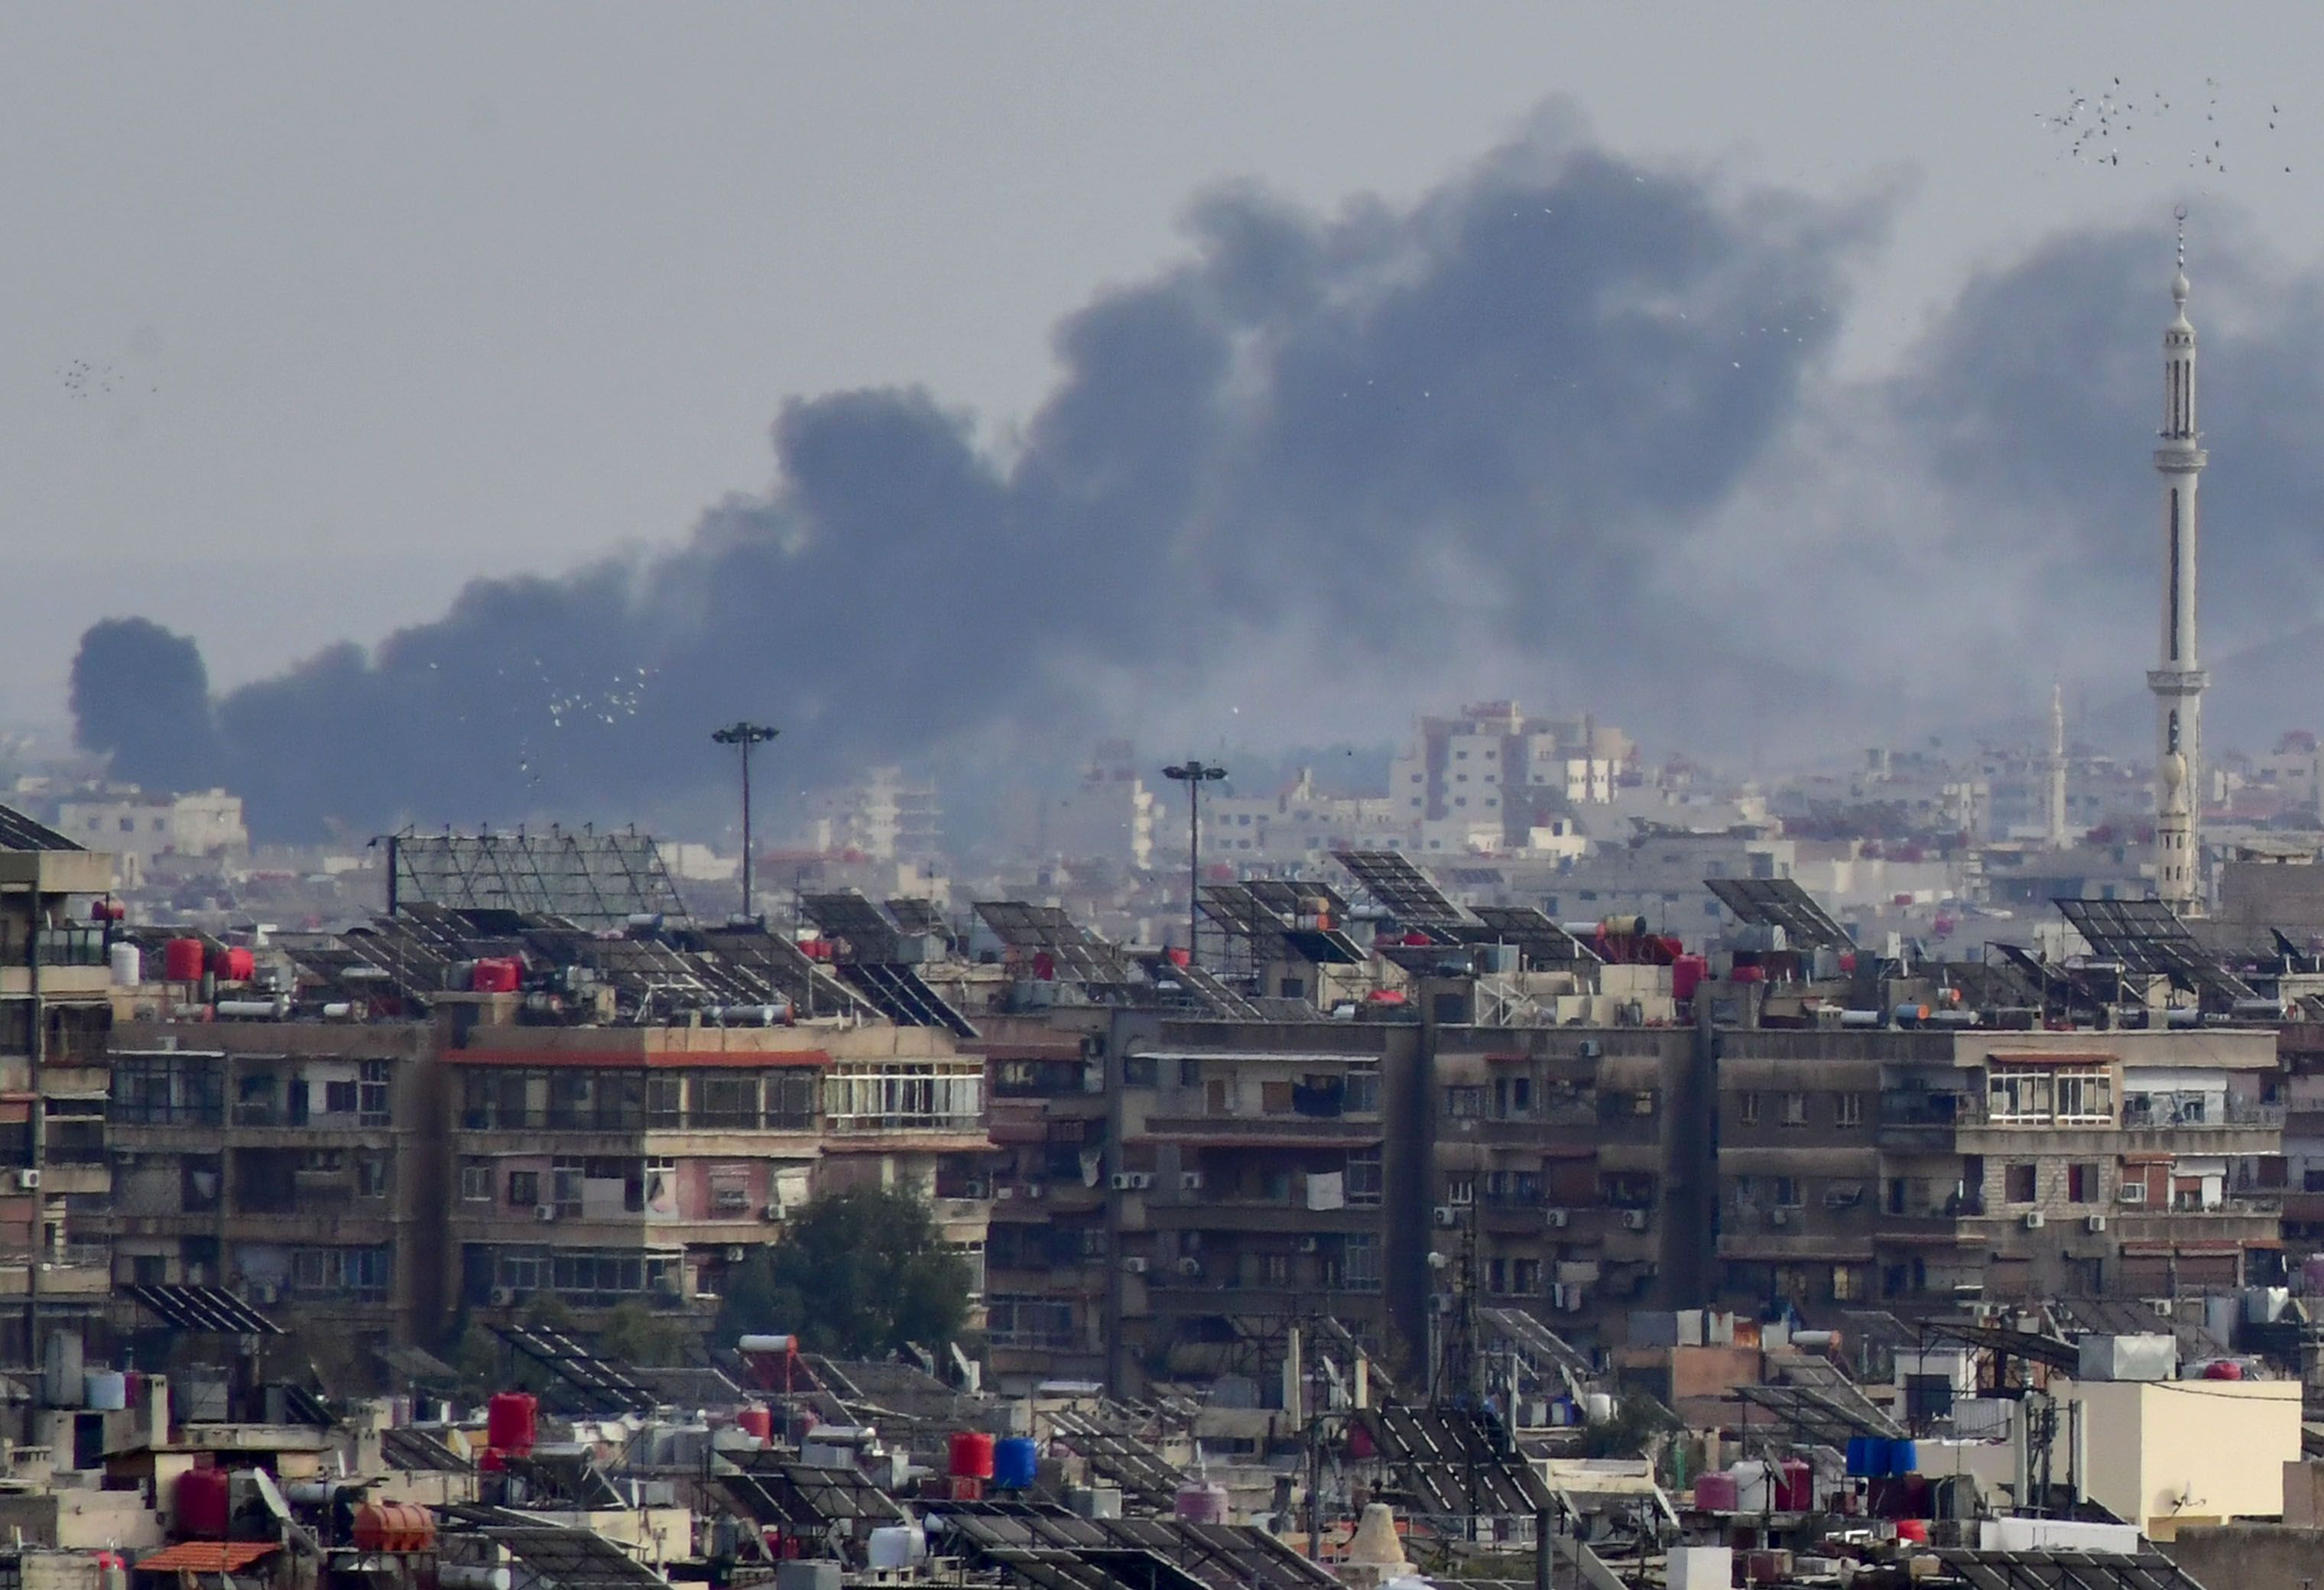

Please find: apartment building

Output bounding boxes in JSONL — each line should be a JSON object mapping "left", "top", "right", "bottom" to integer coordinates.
{"left": 54, "top": 787, "right": 246, "bottom": 885}
{"left": 446, "top": 1021, "right": 991, "bottom": 1322}
{"left": 974, "top": 1016, "right": 1111, "bottom": 1393}
{"left": 102, "top": 1017, "right": 441, "bottom": 1349}
{"left": 2273, "top": 1022, "right": 2324, "bottom": 1270}
{"left": 0, "top": 813, "right": 118, "bottom": 1363}
{"left": 1427, "top": 1024, "right": 1711, "bottom": 1348}
{"left": 1102, "top": 1016, "right": 1406, "bottom": 1396}
{"left": 1715, "top": 1027, "right": 2285, "bottom": 1314}
{"left": 1390, "top": 703, "right": 1632, "bottom": 854}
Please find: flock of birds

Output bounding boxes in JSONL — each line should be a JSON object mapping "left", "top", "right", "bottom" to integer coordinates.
{"left": 2040, "top": 74, "right": 2293, "bottom": 175}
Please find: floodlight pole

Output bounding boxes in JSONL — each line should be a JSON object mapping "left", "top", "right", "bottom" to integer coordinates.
{"left": 712, "top": 722, "right": 780, "bottom": 922}
{"left": 1164, "top": 759, "right": 1228, "bottom": 969}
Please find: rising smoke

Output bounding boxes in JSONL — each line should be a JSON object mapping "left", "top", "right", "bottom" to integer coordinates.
{"left": 68, "top": 112, "right": 2324, "bottom": 839}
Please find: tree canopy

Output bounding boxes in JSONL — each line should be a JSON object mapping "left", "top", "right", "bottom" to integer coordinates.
{"left": 717, "top": 1188, "right": 972, "bottom": 1358}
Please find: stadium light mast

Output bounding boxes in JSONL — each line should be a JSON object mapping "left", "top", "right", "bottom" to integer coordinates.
{"left": 1163, "top": 759, "right": 1228, "bottom": 969}
{"left": 712, "top": 722, "right": 780, "bottom": 922}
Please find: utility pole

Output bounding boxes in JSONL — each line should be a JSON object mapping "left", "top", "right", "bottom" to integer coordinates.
{"left": 1163, "top": 760, "right": 1227, "bottom": 968}
{"left": 712, "top": 722, "right": 779, "bottom": 923}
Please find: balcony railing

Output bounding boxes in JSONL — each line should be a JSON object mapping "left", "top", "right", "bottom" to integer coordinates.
{"left": 2121, "top": 1101, "right": 2284, "bottom": 1131}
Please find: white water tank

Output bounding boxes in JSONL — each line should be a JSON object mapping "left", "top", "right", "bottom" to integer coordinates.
{"left": 109, "top": 943, "right": 141, "bottom": 986}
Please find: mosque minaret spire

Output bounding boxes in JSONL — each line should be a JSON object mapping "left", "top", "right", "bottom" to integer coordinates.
{"left": 2149, "top": 206, "right": 2207, "bottom": 911}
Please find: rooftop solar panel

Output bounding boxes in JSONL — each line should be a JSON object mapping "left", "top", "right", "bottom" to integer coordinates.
{"left": 492, "top": 1323, "right": 657, "bottom": 1414}
{"left": 884, "top": 896, "right": 950, "bottom": 938}
{"left": 1704, "top": 876, "right": 1854, "bottom": 951}
{"left": 385, "top": 829, "right": 687, "bottom": 926}
{"left": 1465, "top": 905, "right": 1600, "bottom": 967}
{"left": 1332, "top": 850, "right": 1464, "bottom": 923}
{"left": 974, "top": 901, "right": 1131, "bottom": 984}
{"left": 0, "top": 804, "right": 82, "bottom": 853}
{"left": 125, "top": 1283, "right": 284, "bottom": 1335}
{"left": 2056, "top": 897, "right": 2257, "bottom": 1002}
{"left": 837, "top": 961, "right": 979, "bottom": 1037}
{"left": 1242, "top": 878, "right": 1350, "bottom": 919}
{"left": 799, "top": 891, "right": 906, "bottom": 962}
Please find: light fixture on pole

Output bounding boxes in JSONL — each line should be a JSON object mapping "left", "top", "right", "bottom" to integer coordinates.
{"left": 1163, "top": 758, "right": 1228, "bottom": 969}
{"left": 712, "top": 722, "right": 780, "bottom": 923}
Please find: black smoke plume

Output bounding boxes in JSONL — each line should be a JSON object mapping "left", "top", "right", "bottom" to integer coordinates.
{"left": 67, "top": 111, "right": 2324, "bottom": 839}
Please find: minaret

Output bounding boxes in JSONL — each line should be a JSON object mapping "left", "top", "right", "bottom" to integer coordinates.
{"left": 2149, "top": 208, "right": 2207, "bottom": 911}
{"left": 2045, "top": 682, "right": 2069, "bottom": 849}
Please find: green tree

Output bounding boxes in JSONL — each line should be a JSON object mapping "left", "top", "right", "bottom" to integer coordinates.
{"left": 716, "top": 1189, "right": 970, "bottom": 1358}
{"left": 599, "top": 1300, "right": 695, "bottom": 1367}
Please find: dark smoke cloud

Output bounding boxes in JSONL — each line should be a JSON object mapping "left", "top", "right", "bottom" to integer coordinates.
{"left": 69, "top": 109, "right": 2324, "bottom": 841}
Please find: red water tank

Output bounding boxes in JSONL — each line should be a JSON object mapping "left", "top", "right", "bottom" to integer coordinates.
{"left": 1777, "top": 1459, "right": 1813, "bottom": 1512}
{"left": 164, "top": 939, "right": 206, "bottom": 984}
{"left": 1896, "top": 1519, "right": 1930, "bottom": 1544}
{"left": 2202, "top": 1359, "right": 2245, "bottom": 1380}
{"left": 1731, "top": 965, "right": 1767, "bottom": 985}
{"left": 472, "top": 958, "right": 521, "bottom": 994}
{"left": 487, "top": 1390, "right": 538, "bottom": 1453}
{"left": 736, "top": 1405, "right": 774, "bottom": 1441}
{"left": 1671, "top": 955, "right": 1708, "bottom": 1004}
{"left": 352, "top": 1501, "right": 437, "bottom": 1553}
{"left": 1032, "top": 951, "right": 1057, "bottom": 981}
{"left": 949, "top": 1430, "right": 995, "bottom": 1479}
{"left": 175, "top": 1468, "right": 231, "bottom": 1537}
{"left": 89, "top": 900, "right": 125, "bottom": 923}
{"left": 216, "top": 946, "right": 256, "bottom": 983}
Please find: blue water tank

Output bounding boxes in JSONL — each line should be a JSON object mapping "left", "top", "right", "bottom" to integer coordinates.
{"left": 992, "top": 1436, "right": 1039, "bottom": 1491}
{"left": 1845, "top": 1436, "right": 1873, "bottom": 1477}
{"left": 1888, "top": 1439, "right": 1918, "bottom": 1477}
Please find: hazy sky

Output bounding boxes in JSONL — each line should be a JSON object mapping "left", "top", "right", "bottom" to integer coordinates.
{"left": 8, "top": 2, "right": 2324, "bottom": 725}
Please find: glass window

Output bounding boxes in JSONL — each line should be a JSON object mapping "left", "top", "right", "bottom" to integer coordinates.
{"left": 460, "top": 1163, "right": 492, "bottom": 1202}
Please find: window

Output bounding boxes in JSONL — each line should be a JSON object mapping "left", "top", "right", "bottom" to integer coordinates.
{"left": 1737, "top": 1092, "right": 1761, "bottom": 1126}
{"left": 324, "top": 1079, "right": 359, "bottom": 1115}
{"left": 1989, "top": 1063, "right": 2113, "bottom": 1125}
{"left": 358, "top": 1059, "right": 391, "bottom": 1126}
{"left": 1446, "top": 1175, "right": 1475, "bottom": 1206}
{"left": 1345, "top": 1149, "right": 1383, "bottom": 1207}
{"left": 709, "top": 1165, "right": 752, "bottom": 1216}
{"left": 1835, "top": 1094, "right": 1865, "bottom": 1128}
{"left": 552, "top": 1157, "right": 585, "bottom": 1217}
{"left": 1445, "top": 1085, "right": 1486, "bottom": 1120}
{"left": 645, "top": 1075, "right": 683, "bottom": 1125}
{"left": 460, "top": 1163, "right": 492, "bottom": 1202}
{"left": 507, "top": 1170, "right": 540, "bottom": 1208}
{"left": 1341, "top": 1234, "right": 1381, "bottom": 1292}
{"left": 292, "top": 1245, "right": 392, "bottom": 1300}
{"left": 1780, "top": 1092, "right": 1809, "bottom": 1127}
{"left": 1770, "top": 1176, "right": 1804, "bottom": 1208}
{"left": 2005, "top": 1163, "right": 2038, "bottom": 1204}
{"left": 357, "top": 1155, "right": 388, "bottom": 1199}
{"left": 1178, "top": 1058, "right": 1202, "bottom": 1088}
{"left": 1344, "top": 1069, "right": 1381, "bottom": 1115}
{"left": 2067, "top": 1163, "right": 2096, "bottom": 1203}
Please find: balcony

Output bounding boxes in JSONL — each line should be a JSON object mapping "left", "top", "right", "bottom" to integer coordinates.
{"left": 0, "top": 1245, "right": 112, "bottom": 1297}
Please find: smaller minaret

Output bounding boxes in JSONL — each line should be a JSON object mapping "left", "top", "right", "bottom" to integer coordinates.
{"left": 2045, "top": 683, "right": 2069, "bottom": 849}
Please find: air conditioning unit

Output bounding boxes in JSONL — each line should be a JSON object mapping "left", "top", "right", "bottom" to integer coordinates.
{"left": 2083, "top": 1215, "right": 2107, "bottom": 1234}
{"left": 1121, "top": 1257, "right": 1148, "bottom": 1274}
{"left": 1578, "top": 1040, "right": 1602, "bottom": 1059}
{"left": 534, "top": 1203, "right": 558, "bottom": 1222}
{"left": 13, "top": 1170, "right": 37, "bottom": 1192}
{"left": 1127, "top": 1173, "right": 1154, "bottom": 1190}
{"left": 960, "top": 1180, "right": 987, "bottom": 1199}
{"left": 1176, "top": 1257, "right": 1202, "bottom": 1277}
{"left": 1769, "top": 1209, "right": 1790, "bottom": 1227}
{"left": 1546, "top": 1209, "right": 1569, "bottom": 1229}
{"left": 2117, "top": 1183, "right": 2147, "bottom": 1205}
{"left": 1025, "top": 1183, "right": 1045, "bottom": 1199}
{"left": 2023, "top": 1211, "right": 2046, "bottom": 1230}
{"left": 1433, "top": 1205, "right": 1459, "bottom": 1228}
{"left": 1297, "top": 1236, "right": 1319, "bottom": 1253}
{"left": 1622, "top": 1209, "right": 1650, "bottom": 1231}
{"left": 248, "top": 1280, "right": 280, "bottom": 1306}
{"left": 489, "top": 1286, "right": 516, "bottom": 1307}
{"left": 1108, "top": 1173, "right": 1133, "bottom": 1191}
{"left": 725, "top": 1246, "right": 748, "bottom": 1262}
{"left": 1180, "top": 1172, "right": 1204, "bottom": 1191}
{"left": 994, "top": 1185, "right": 1014, "bottom": 1200}
{"left": 762, "top": 1202, "right": 785, "bottom": 1221}
{"left": 1632, "top": 1092, "right": 1654, "bottom": 1115}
